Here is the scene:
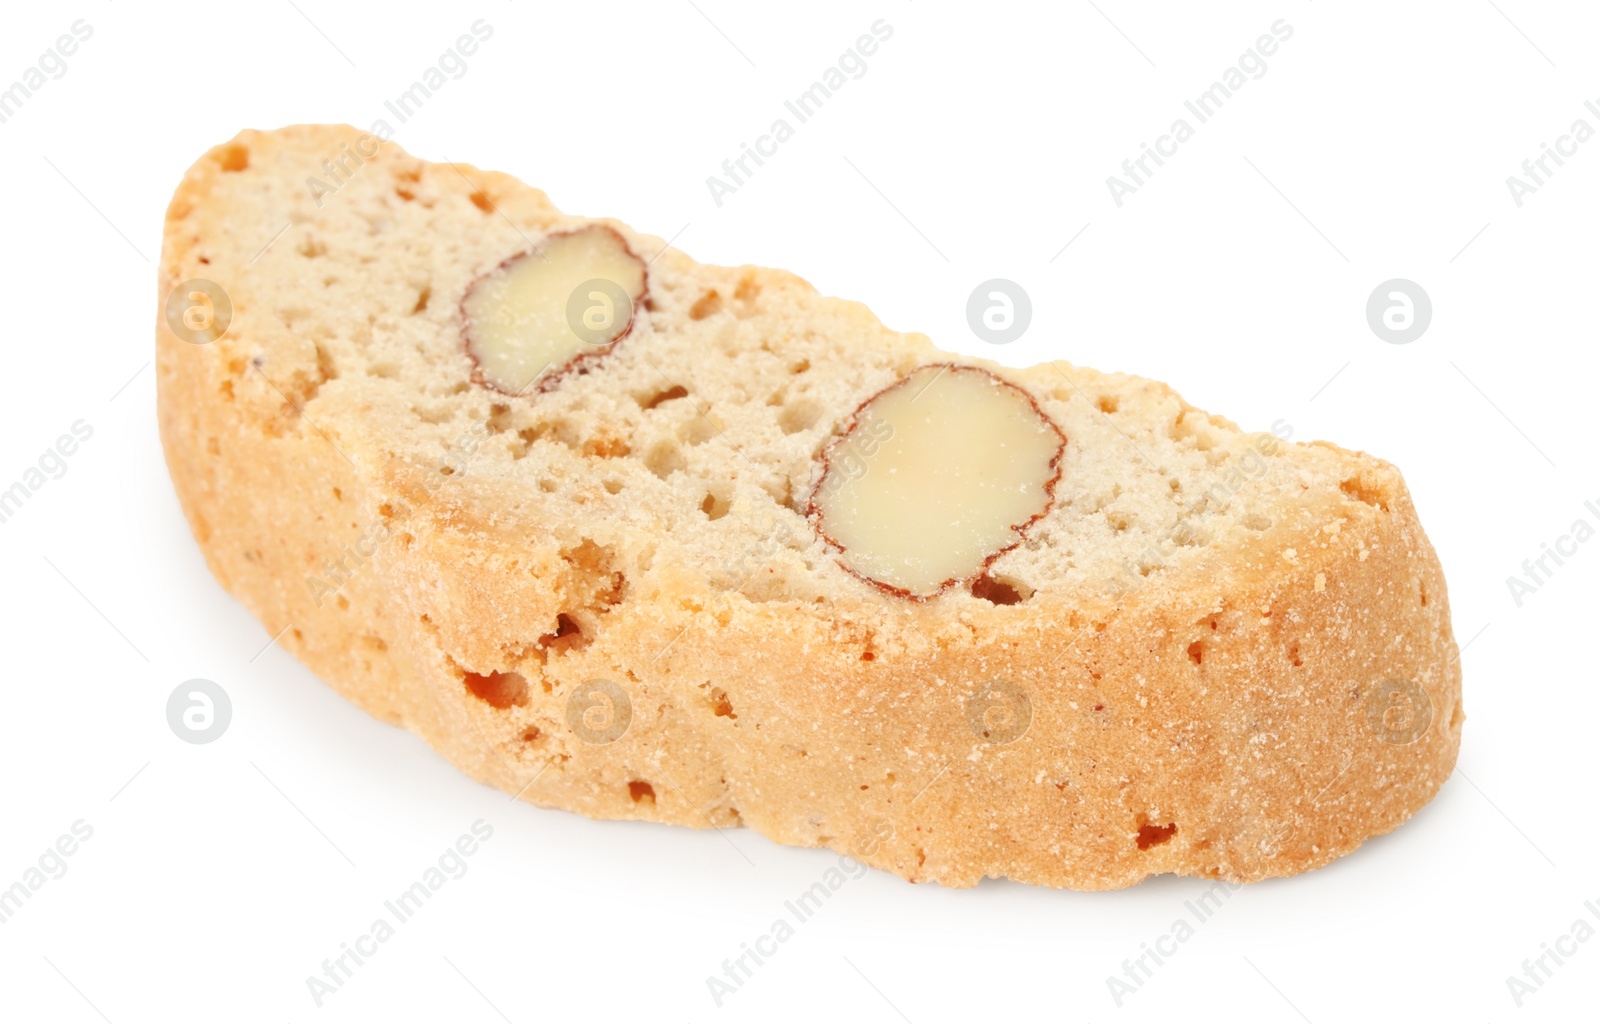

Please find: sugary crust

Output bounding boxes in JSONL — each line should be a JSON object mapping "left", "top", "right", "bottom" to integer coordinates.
{"left": 157, "top": 126, "right": 1462, "bottom": 889}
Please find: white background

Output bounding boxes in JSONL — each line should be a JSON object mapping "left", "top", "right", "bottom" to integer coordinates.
{"left": 0, "top": 1, "right": 1595, "bottom": 1021}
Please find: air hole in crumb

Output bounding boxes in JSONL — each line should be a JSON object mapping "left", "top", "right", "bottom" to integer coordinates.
{"left": 539, "top": 613, "right": 585, "bottom": 655}
{"left": 1240, "top": 512, "right": 1272, "bottom": 531}
{"left": 1339, "top": 476, "right": 1390, "bottom": 511}
{"left": 582, "top": 435, "right": 631, "bottom": 458}
{"left": 469, "top": 191, "right": 493, "bottom": 213}
{"left": 1187, "top": 641, "right": 1204, "bottom": 665}
{"left": 297, "top": 237, "right": 328, "bottom": 259}
{"left": 219, "top": 144, "right": 249, "bottom": 171}
{"left": 777, "top": 399, "right": 822, "bottom": 435}
{"left": 640, "top": 384, "right": 689, "bottom": 410}
{"left": 1097, "top": 395, "right": 1119, "bottom": 414}
{"left": 539, "top": 479, "right": 558, "bottom": 493}
{"left": 1289, "top": 644, "right": 1303, "bottom": 667}
{"left": 520, "top": 726, "right": 542, "bottom": 744}
{"left": 486, "top": 403, "right": 514, "bottom": 435}
{"left": 604, "top": 479, "right": 624, "bottom": 495}
{"left": 972, "top": 574, "right": 1031, "bottom": 605}
{"left": 1136, "top": 821, "right": 1177, "bottom": 850}
{"left": 790, "top": 359, "right": 810, "bottom": 375}
{"left": 733, "top": 275, "right": 761, "bottom": 311}
{"left": 710, "top": 688, "right": 736, "bottom": 719}
{"left": 688, "top": 290, "right": 722, "bottom": 320}
{"left": 644, "top": 441, "right": 687, "bottom": 479}
{"left": 628, "top": 780, "right": 656, "bottom": 804}
{"left": 411, "top": 285, "right": 431, "bottom": 314}
{"left": 701, "top": 491, "right": 730, "bottom": 520}
{"left": 680, "top": 415, "right": 718, "bottom": 446}
{"left": 464, "top": 670, "right": 529, "bottom": 710}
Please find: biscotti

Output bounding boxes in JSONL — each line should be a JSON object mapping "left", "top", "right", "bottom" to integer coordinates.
{"left": 156, "top": 125, "right": 1462, "bottom": 889}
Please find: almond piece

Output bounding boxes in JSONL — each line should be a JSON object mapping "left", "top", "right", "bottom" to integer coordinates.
{"left": 808, "top": 364, "right": 1065, "bottom": 598}
{"left": 461, "top": 225, "right": 646, "bottom": 395}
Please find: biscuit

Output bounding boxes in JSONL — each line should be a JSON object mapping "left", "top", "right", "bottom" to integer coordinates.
{"left": 157, "top": 125, "right": 1461, "bottom": 889}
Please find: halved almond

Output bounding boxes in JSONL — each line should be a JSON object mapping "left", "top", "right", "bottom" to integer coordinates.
{"left": 461, "top": 225, "right": 646, "bottom": 395}
{"left": 808, "top": 364, "right": 1064, "bottom": 598}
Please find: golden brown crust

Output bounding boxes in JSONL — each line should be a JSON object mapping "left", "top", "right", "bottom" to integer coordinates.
{"left": 157, "top": 126, "right": 1461, "bottom": 890}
